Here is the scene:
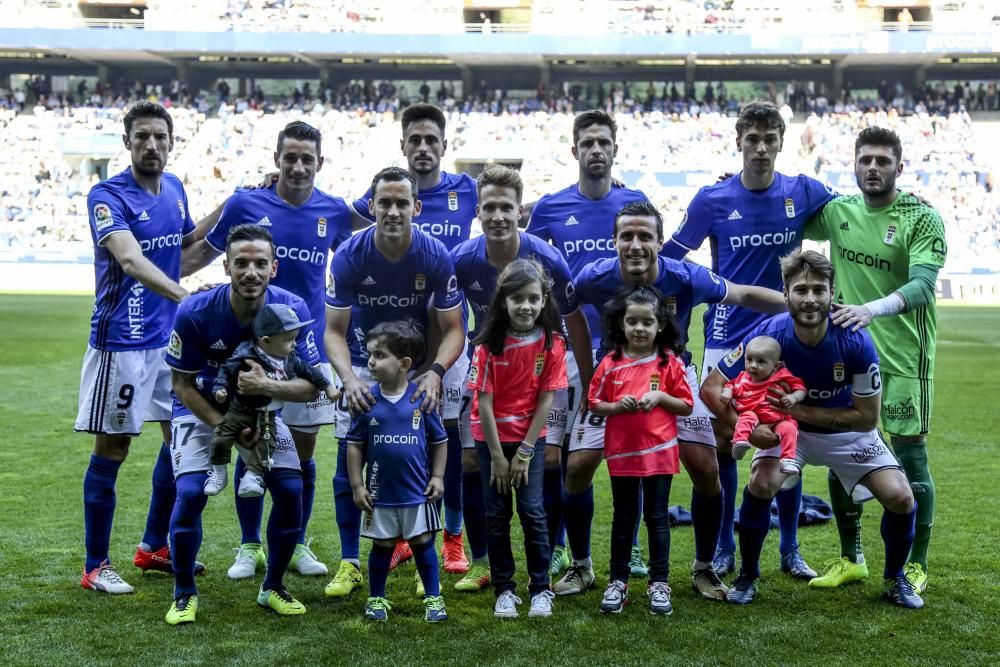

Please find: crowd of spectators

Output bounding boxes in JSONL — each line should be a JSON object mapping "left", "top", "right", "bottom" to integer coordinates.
{"left": 1, "top": 92, "right": 997, "bottom": 271}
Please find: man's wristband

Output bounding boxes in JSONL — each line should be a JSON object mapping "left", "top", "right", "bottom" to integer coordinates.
{"left": 863, "top": 293, "right": 905, "bottom": 318}
{"left": 430, "top": 363, "right": 447, "bottom": 379}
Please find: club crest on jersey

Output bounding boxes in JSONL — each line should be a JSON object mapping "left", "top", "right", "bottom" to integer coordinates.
{"left": 412, "top": 409, "right": 422, "bottom": 429}
{"left": 535, "top": 354, "right": 545, "bottom": 376}
{"left": 784, "top": 198, "right": 796, "bottom": 218}
{"left": 649, "top": 373, "right": 661, "bottom": 391}
{"left": 116, "top": 411, "right": 127, "bottom": 428}
{"left": 415, "top": 274, "right": 426, "bottom": 291}
{"left": 833, "top": 362, "right": 845, "bottom": 382}
{"left": 724, "top": 342, "right": 744, "bottom": 367}
{"left": 448, "top": 191, "right": 459, "bottom": 211}
{"left": 317, "top": 217, "right": 327, "bottom": 238}
{"left": 664, "top": 297, "right": 677, "bottom": 316}
{"left": 93, "top": 203, "right": 113, "bottom": 231}
{"left": 167, "top": 330, "right": 183, "bottom": 359}
{"left": 883, "top": 225, "right": 897, "bottom": 245}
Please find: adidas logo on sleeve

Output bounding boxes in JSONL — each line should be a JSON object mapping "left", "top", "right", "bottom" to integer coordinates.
{"left": 138, "top": 210, "right": 150, "bottom": 221}
{"left": 257, "top": 216, "right": 272, "bottom": 227}
{"left": 727, "top": 210, "right": 743, "bottom": 221}
{"left": 469, "top": 281, "right": 483, "bottom": 291}
{"left": 211, "top": 339, "right": 228, "bottom": 350}
{"left": 362, "top": 276, "right": 377, "bottom": 286}
{"left": 565, "top": 215, "right": 580, "bottom": 226}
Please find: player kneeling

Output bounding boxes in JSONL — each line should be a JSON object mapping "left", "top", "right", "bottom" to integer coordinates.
{"left": 346, "top": 322, "right": 449, "bottom": 623}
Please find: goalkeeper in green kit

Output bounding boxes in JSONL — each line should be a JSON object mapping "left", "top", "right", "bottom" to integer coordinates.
{"left": 805, "top": 126, "right": 945, "bottom": 596}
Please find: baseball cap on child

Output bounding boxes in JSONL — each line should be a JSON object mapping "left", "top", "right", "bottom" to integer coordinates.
{"left": 253, "top": 304, "right": 315, "bottom": 338}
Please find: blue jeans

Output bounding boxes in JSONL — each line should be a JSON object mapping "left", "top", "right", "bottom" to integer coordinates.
{"left": 476, "top": 439, "right": 550, "bottom": 597}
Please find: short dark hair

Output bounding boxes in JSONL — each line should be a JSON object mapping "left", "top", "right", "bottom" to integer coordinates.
{"left": 123, "top": 102, "right": 173, "bottom": 138}
{"left": 370, "top": 166, "right": 418, "bottom": 201}
{"left": 613, "top": 200, "right": 663, "bottom": 241}
{"left": 735, "top": 101, "right": 785, "bottom": 139}
{"left": 277, "top": 120, "right": 322, "bottom": 156}
{"left": 477, "top": 164, "right": 523, "bottom": 203}
{"left": 401, "top": 103, "right": 446, "bottom": 136}
{"left": 780, "top": 248, "right": 835, "bottom": 288}
{"left": 855, "top": 126, "right": 902, "bottom": 162}
{"left": 573, "top": 109, "right": 617, "bottom": 145}
{"left": 366, "top": 321, "right": 424, "bottom": 362}
{"left": 226, "top": 224, "right": 275, "bottom": 257}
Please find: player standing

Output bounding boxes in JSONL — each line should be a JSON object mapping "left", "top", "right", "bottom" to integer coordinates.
{"left": 662, "top": 101, "right": 834, "bottom": 579}
{"left": 324, "top": 167, "right": 465, "bottom": 598}
{"left": 182, "top": 121, "right": 355, "bottom": 580}
{"left": 526, "top": 110, "right": 650, "bottom": 583}
{"left": 78, "top": 102, "right": 199, "bottom": 594}
{"left": 805, "top": 127, "right": 945, "bottom": 594}
{"left": 353, "top": 103, "right": 478, "bottom": 572}
{"left": 701, "top": 249, "right": 922, "bottom": 609}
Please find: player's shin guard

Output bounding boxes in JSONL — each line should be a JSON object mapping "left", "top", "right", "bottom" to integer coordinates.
{"left": 263, "top": 468, "right": 303, "bottom": 592}
{"left": 776, "top": 477, "right": 803, "bottom": 555}
{"left": 829, "top": 471, "right": 865, "bottom": 563}
{"left": 298, "top": 458, "right": 316, "bottom": 545}
{"left": 691, "top": 488, "right": 724, "bottom": 564}
{"left": 141, "top": 443, "right": 176, "bottom": 551}
{"left": 562, "top": 486, "right": 594, "bottom": 563}
{"left": 443, "top": 426, "right": 464, "bottom": 535}
{"left": 368, "top": 544, "right": 393, "bottom": 598}
{"left": 543, "top": 466, "right": 564, "bottom": 552}
{"left": 737, "top": 487, "right": 772, "bottom": 579}
{"left": 717, "top": 450, "right": 738, "bottom": 554}
{"left": 893, "top": 439, "right": 934, "bottom": 571}
{"left": 234, "top": 457, "right": 264, "bottom": 544}
{"left": 84, "top": 454, "right": 122, "bottom": 571}
{"left": 170, "top": 473, "right": 208, "bottom": 597}
{"left": 333, "top": 439, "right": 361, "bottom": 561}
{"left": 412, "top": 539, "right": 441, "bottom": 597}
{"left": 462, "top": 471, "right": 489, "bottom": 561}
{"left": 881, "top": 504, "right": 916, "bottom": 580}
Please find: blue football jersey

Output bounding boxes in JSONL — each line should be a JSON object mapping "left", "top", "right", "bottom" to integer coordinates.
{"left": 526, "top": 183, "right": 648, "bottom": 346}
{"left": 165, "top": 285, "right": 319, "bottom": 418}
{"left": 664, "top": 172, "right": 835, "bottom": 349}
{"left": 87, "top": 168, "right": 195, "bottom": 351}
{"left": 451, "top": 232, "right": 579, "bottom": 342}
{"left": 715, "top": 314, "right": 881, "bottom": 434}
{"left": 325, "top": 227, "right": 464, "bottom": 365}
{"left": 345, "top": 382, "right": 448, "bottom": 508}
{"left": 206, "top": 185, "right": 353, "bottom": 362}
{"left": 353, "top": 171, "right": 477, "bottom": 251}
{"left": 575, "top": 256, "right": 728, "bottom": 359}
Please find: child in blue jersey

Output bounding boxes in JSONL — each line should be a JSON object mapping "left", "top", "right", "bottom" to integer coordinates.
{"left": 205, "top": 304, "right": 340, "bottom": 498}
{"left": 345, "top": 321, "right": 449, "bottom": 623}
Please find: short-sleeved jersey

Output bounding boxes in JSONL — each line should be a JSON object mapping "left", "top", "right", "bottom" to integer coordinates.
{"left": 467, "top": 330, "right": 568, "bottom": 443}
{"left": 664, "top": 172, "right": 835, "bottom": 350}
{"left": 206, "top": 185, "right": 353, "bottom": 362}
{"left": 575, "top": 256, "right": 729, "bottom": 358}
{"left": 344, "top": 382, "right": 448, "bottom": 508}
{"left": 526, "top": 183, "right": 648, "bottom": 344}
{"left": 325, "top": 226, "right": 463, "bottom": 365}
{"left": 87, "top": 168, "right": 195, "bottom": 351}
{"left": 716, "top": 314, "right": 881, "bottom": 435}
{"left": 806, "top": 192, "right": 946, "bottom": 379}
{"left": 165, "top": 285, "right": 318, "bottom": 418}
{"left": 451, "top": 232, "right": 579, "bottom": 341}
{"left": 353, "top": 171, "right": 477, "bottom": 251}
{"left": 724, "top": 366, "right": 806, "bottom": 424}
{"left": 589, "top": 351, "right": 692, "bottom": 477}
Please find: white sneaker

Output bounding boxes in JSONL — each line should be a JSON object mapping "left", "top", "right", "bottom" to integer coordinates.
{"left": 238, "top": 472, "right": 265, "bottom": 498}
{"left": 204, "top": 465, "right": 228, "bottom": 496}
{"left": 290, "top": 539, "right": 328, "bottom": 576}
{"left": 81, "top": 561, "right": 134, "bottom": 594}
{"left": 779, "top": 458, "right": 801, "bottom": 476}
{"left": 731, "top": 441, "right": 751, "bottom": 460}
{"left": 528, "top": 590, "right": 555, "bottom": 618}
{"left": 493, "top": 590, "right": 522, "bottom": 618}
{"left": 227, "top": 543, "right": 265, "bottom": 579}
{"left": 553, "top": 564, "right": 596, "bottom": 595}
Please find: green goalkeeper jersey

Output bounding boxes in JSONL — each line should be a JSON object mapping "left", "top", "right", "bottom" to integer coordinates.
{"left": 806, "top": 192, "right": 947, "bottom": 379}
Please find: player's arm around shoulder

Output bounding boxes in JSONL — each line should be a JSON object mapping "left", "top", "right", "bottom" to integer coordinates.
{"left": 103, "top": 231, "right": 189, "bottom": 303}
{"left": 721, "top": 277, "right": 786, "bottom": 314}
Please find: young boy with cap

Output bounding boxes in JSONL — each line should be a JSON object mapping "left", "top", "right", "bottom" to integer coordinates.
{"left": 205, "top": 303, "right": 340, "bottom": 497}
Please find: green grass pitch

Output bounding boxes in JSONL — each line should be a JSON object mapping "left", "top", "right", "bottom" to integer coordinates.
{"left": 2, "top": 295, "right": 998, "bottom": 666}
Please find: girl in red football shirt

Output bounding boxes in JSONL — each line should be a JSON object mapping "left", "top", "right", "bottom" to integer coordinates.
{"left": 467, "top": 258, "right": 568, "bottom": 619}
{"left": 589, "top": 285, "right": 693, "bottom": 615}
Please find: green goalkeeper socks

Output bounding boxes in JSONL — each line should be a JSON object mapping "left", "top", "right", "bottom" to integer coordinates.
{"left": 828, "top": 471, "right": 865, "bottom": 564}
{"left": 892, "top": 438, "right": 935, "bottom": 571}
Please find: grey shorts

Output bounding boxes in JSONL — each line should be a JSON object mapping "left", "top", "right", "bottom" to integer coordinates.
{"left": 170, "top": 413, "right": 300, "bottom": 478}
{"left": 361, "top": 501, "right": 442, "bottom": 541}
